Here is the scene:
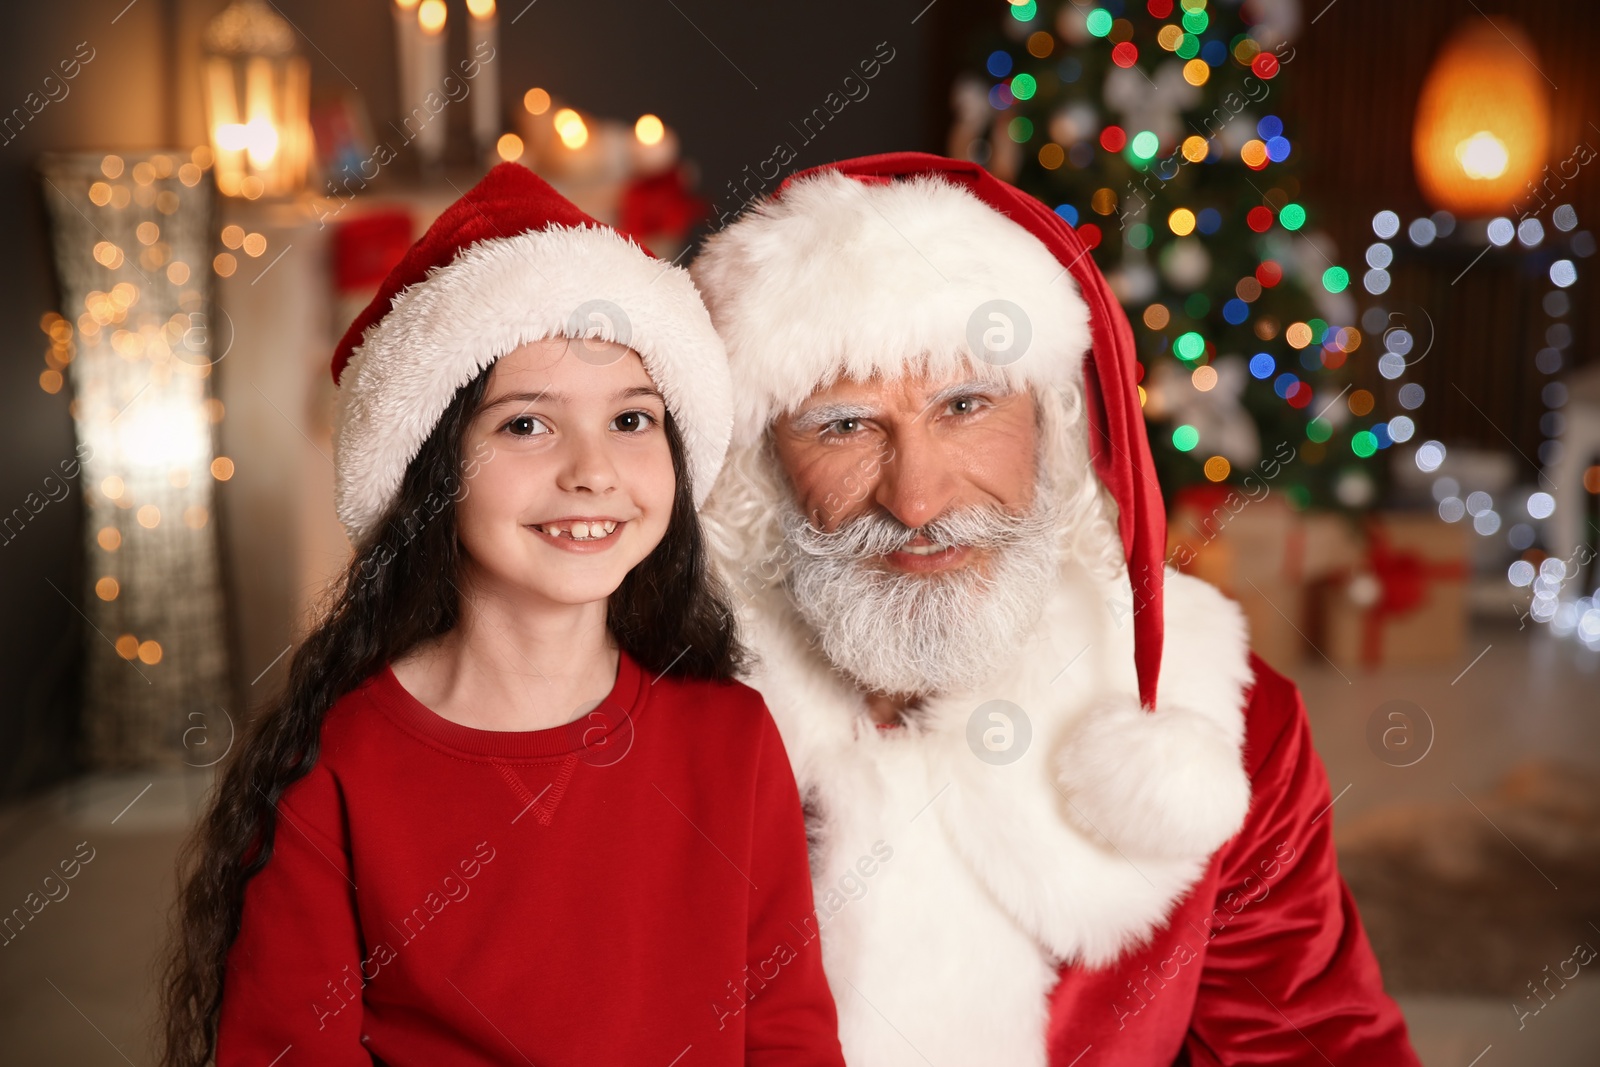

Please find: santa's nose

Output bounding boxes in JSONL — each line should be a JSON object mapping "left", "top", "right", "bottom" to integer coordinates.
{"left": 872, "top": 434, "right": 960, "bottom": 530}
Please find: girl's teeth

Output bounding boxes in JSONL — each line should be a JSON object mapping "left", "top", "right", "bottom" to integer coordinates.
{"left": 538, "top": 520, "right": 620, "bottom": 540}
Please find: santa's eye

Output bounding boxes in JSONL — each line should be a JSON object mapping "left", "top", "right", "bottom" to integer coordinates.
{"left": 824, "top": 418, "right": 863, "bottom": 436}
{"left": 946, "top": 395, "right": 988, "bottom": 416}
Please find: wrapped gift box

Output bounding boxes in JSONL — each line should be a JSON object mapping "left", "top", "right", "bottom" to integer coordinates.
{"left": 1167, "top": 488, "right": 1360, "bottom": 673}
{"left": 1314, "top": 512, "right": 1470, "bottom": 669}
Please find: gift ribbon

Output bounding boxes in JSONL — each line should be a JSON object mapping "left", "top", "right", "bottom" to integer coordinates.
{"left": 1354, "top": 519, "right": 1469, "bottom": 667}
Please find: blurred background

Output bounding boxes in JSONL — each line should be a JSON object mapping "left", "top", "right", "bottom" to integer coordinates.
{"left": 1, "top": 0, "right": 1597, "bottom": 1063}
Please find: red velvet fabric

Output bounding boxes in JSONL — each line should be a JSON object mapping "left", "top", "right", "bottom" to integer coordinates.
{"left": 1043, "top": 654, "right": 1421, "bottom": 1065}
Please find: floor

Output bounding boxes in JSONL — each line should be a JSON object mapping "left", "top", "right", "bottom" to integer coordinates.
{"left": 1292, "top": 615, "right": 1600, "bottom": 1066}
{"left": 0, "top": 617, "right": 1596, "bottom": 1065}
{"left": 0, "top": 769, "right": 209, "bottom": 1066}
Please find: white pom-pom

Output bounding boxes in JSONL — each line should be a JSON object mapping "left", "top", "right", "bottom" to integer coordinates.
{"left": 1054, "top": 696, "right": 1252, "bottom": 860}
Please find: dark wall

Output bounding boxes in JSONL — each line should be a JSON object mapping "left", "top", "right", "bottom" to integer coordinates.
{"left": 214, "top": 0, "right": 942, "bottom": 212}
{"left": 0, "top": 0, "right": 942, "bottom": 798}
{"left": 1279, "top": 1, "right": 1600, "bottom": 462}
{"left": 0, "top": 0, "right": 171, "bottom": 795}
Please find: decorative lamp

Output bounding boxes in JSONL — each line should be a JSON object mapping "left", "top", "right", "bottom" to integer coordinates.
{"left": 202, "top": 0, "right": 313, "bottom": 199}
{"left": 38, "top": 151, "right": 233, "bottom": 767}
{"left": 1412, "top": 19, "right": 1550, "bottom": 217}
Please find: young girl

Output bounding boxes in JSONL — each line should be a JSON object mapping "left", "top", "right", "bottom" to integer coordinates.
{"left": 162, "top": 164, "right": 845, "bottom": 1066}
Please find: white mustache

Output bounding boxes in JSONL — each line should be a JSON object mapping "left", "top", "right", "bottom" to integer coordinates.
{"left": 778, "top": 481, "right": 1064, "bottom": 697}
{"left": 781, "top": 496, "right": 1061, "bottom": 561}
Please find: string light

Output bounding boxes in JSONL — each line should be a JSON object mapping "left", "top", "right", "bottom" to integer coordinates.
{"left": 969, "top": 1, "right": 1371, "bottom": 516}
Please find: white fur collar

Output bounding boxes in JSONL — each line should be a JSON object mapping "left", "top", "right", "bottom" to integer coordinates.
{"left": 730, "top": 560, "right": 1254, "bottom": 1063}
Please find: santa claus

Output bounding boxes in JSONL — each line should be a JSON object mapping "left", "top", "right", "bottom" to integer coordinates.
{"left": 691, "top": 153, "right": 1421, "bottom": 1065}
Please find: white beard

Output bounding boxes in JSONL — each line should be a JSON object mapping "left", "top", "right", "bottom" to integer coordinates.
{"left": 779, "top": 478, "right": 1062, "bottom": 698}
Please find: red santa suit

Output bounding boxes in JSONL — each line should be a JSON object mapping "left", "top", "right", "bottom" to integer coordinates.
{"left": 691, "top": 152, "right": 1421, "bottom": 1065}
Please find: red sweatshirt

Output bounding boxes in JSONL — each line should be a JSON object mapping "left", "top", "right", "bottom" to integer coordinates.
{"left": 217, "top": 650, "right": 846, "bottom": 1066}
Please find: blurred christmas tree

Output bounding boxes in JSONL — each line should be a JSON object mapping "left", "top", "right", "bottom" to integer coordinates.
{"left": 952, "top": 0, "right": 1393, "bottom": 512}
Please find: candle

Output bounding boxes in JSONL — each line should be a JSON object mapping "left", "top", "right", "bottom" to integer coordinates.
{"left": 393, "top": 0, "right": 420, "bottom": 127}
{"left": 550, "top": 108, "right": 595, "bottom": 178}
{"left": 413, "top": 0, "right": 447, "bottom": 170}
{"left": 466, "top": 0, "right": 499, "bottom": 166}
{"left": 545, "top": 107, "right": 621, "bottom": 183}
{"left": 631, "top": 113, "right": 680, "bottom": 175}
{"left": 516, "top": 87, "right": 555, "bottom": 171}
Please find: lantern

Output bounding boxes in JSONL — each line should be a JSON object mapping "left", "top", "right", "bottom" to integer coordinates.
{"left": 1412, "top": 19, "right": 1550, "bottom": 217}
{"left": 202, "top": 0, "right": 313, "bottom": 199}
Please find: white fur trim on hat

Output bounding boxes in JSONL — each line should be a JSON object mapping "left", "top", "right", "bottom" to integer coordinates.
{"left": 690, "top": 170, "right": 1093, "bottom": 447}
{"left": 333, "top": 224, "right": 731, "bottom": 544}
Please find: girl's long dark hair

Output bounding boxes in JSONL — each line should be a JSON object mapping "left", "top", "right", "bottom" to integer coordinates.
{"left": 161, "top": 364, "right": 743, "bottom": 1066}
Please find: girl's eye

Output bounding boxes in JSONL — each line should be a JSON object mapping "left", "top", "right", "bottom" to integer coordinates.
{"left": 503, "top": 414, "right": 548, "bottom": 437}
{"left": 611, "top": 410, "right": 657, "bottom": 433}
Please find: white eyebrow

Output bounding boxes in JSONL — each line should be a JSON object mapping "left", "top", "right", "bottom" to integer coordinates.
{"left": 919, "top": 376, "right": 1014, "bottom": 416}
{"left": 790, "top": 377, "right": 1015, "bottom": 430}
{"left": 789, "top": 401, "right": 880, "bottom": 431}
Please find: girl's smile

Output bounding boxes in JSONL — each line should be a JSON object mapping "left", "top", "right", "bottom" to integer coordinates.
{"left": 527, "top": 516, "right": 628, "bottom": 552}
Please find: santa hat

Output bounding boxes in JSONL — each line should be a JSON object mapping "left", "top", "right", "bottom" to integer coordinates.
{"left": 692, "top": 151, "right": 1167, "bottom": 712}
{"left": 693, "top": 154, "right": 1255, "bottom": 861}
{"left": 330, "top": 162, "right": 732, "bottom": 544}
